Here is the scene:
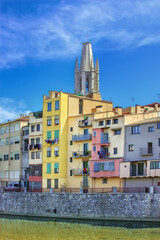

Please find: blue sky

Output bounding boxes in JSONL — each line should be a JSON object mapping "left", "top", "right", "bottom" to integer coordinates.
{"left": 1, "top": 0, "right": 160, "bottom": 122}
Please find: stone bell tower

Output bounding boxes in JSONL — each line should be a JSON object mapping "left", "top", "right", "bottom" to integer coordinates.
{"left": 74, "top": 42, "right": 100, "bottom": 97}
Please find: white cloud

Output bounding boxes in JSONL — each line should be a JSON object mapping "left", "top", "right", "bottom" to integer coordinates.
{"left": 0, "top": 98, "right": 31, "bottom": 123}
{"left": 1, "top": 0, "right": 160, "bottom": 69}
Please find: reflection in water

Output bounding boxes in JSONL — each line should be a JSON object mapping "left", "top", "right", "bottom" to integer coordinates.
{"left": 0, "top": 218, "right": 160, "bottom": 240}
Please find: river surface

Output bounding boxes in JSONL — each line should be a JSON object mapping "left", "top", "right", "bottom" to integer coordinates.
{"left": 0, "top": 218, "right": 160, "bottom": 240}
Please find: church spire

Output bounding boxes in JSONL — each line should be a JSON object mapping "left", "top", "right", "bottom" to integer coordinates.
{"left": 74, "top": 42, "right": 100, "bottom": 96}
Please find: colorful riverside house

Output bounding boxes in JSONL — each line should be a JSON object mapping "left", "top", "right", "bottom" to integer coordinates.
{"left": 42, "top": 91, "right": 68, "bottom": 191}
{"left": 120, "top": 108, "right": 160, "bottom": 191}
{"left": 90, "top": 108, "right": 124, "bottom": 190}
{"left": 0, "top": 116, "right": 29, "bottom": 188}
{"left": 29, "top": 111, "right": 43, "bottom": 192}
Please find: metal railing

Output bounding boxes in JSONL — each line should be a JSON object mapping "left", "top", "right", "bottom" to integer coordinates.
{"left": 72, "top": 151, "right": 91, "bottom": 158}
{"left": 72, "top": 168, "right": 90, "bottom": 175}
{"left": 72, "top": 134, "right": 92, "bottom": 141}
{"left": 78, "top": 120, "right": 92, "bottom": 128}
{"left": 140, "top": 147, "right": 153, "bottom": 156}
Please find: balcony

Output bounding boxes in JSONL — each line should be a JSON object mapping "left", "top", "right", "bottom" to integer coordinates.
{"left": 130, "top": 164, "right": 147, "bottom": 177}
{"left": 72, "top": 168, "right": 90, "bottom": 175}
{"left": 140, "top": 148, "right": 153, "bottom": 156}
{"left": 78, "top": 120, "right": 92, "bottom": 128}
{"left": 101, "top": 137, "right": 110, "bottom": 146}
{"left": 98, "top": 152, "right": 110, "bottom": 159}
{"left": 80, "top": 181, "right": 89, "bottom": 187}
{"left": 29, "top": 144, "right": 41, "bottom": 150}
{"left": 72, "top": 134, "right": 92, "bottom": 142}
{"left": 73, "top": 151, "right": 91, "bottom": 158}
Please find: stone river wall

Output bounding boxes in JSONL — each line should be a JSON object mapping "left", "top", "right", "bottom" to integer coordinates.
{"left": 0, "top": 192, "right": 160, "bottom": 218}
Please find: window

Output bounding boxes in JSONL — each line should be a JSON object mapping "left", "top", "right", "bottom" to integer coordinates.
{"left": 70, "top": 141, "right": 73, "bottom": 145}
{"left": 129, "top": 144, "right": 134, "bottom": 152}
{"left": 102, "top": 178, "right": 108, "bottom": 184}
{"left": 99, "top": 121, "right": 104, "bottom": 126}
{"left": 148, "top": 126, "right": 154, "bottom": 132}
{"left": 36, "top": 152, "right": 40, "bottom": 159}
{"left": 106, "top": 120, "right": 111, "bottom": 125}
{"left": 4, "top": 155, "right": 8, "bottom": 161}
{"left": 29, "top": 165, "right": 42, "bottom": 176}
{"left": 70, "top": 170, "right": 72, "bottom": 176}
{"left": 158, "top": 138, "right": 160, "bottom": 146}
{"left": 15, "top": 153, "right": 19, "bottom": 160}
{"left": 84, "top": 129, "right": 88, "bottom": 135}
{"left": 99, "top": 163, "right": 104, "bottom": 171}
{"left": 36, "top": 138, "right": 40, "bottom": 144}
{"left": 114, "top": 130, "right": 121, "bottom": 135}
{"left": 15, "top": 123, "right": 20, "bottom": 131}
{"left": 93, "top": 146, "right": 96, "bottom": 151}
{"left": 83, "top": 143, "right": 89, "bottom": 156}
{"left": 47, "top": 131, "right": 52, "bottom": 140}
{"left": 113, "top": 147, "right": 118, "bottom": 154}
{"left": 70, "top": 157, "right": 73, "bottom": 163}
{"left": 6, "top": 126, "right": 9, "bottom": 134}
{"left": 10, "top": 137, "right": 14, "bottom": 145}
{"left": 47, "top": 147, "right": 51, "bottom": 157}
{"left": 79, "top": 99, "right": 83, "bottom": 114}
{"left": 55, "top": 100, "right": 59, "bottom": 110}
{"left": 150, "top": 161, "right": 160, "bottom": 169}
{"left": 148, "top": 142, "right": 153, "bottom": 154}
{"left": 47, "top": 179, "right": 51, "bottom": 188}
{"left": 70, "top": 127, "right": 73, "bottom": 132}
{"left": 36, "top": 124, "right": 40, "bottom": 131}
{"left": 31, "top": 152, "right": 35, "bottom": 159}
{"left": 113, "top": 119, "right": 118, "bottom": 124}
{"left": 54, "top": 130, "right": 59, "bottom": 139}
{"left": 0, "top": 154, "right": 2, "bottom": 161}
{"left": 54, "top": 146, "right": 59, "bottom": 157}
{"left": 54, "top": 115, "right": 59, "bottom": 125}
{"left": 31, "top": 125, "right": 35, "bottom": 132}
{"left": 131, "top": 126, "right": 140, "bottom": 134}
{"left": 10, "top": 152, "right": 13, "bottom": 160}
{"left": 0, "top": 139, "right": 5, "bottom": 146}
{"left": 47, "top": 163, "right": 51, "bottom": 174}
{"left": 6, "top": 138, "right": 9, "bottom": 145}
{"left": 0, "top": 127, "right": 5, "bottom": 135}
{"left": 54, "top": 179, "right": 58, "bottom": 188}
{"left": 47, "top": 116, "right": 52, "bottom": 126}
{"left": 157, "top": 123, "right": 160, "bottom": 129}
{"left": 10, "top": 125, "right": 14, "bottom": 132}
{"left": 15, "top": 135, "right": 20, "bottom": 144}
{"left": 31, "top": 138, "right": 34, "bottom": 145}
{"left": 54, "top": 163, "right": 59, "bottom": 173}
{"left": 93, "top": 131, "right": 96, "bottom": 137}
{"left": 47, "top": 102, "right": 52, "bottom": 111}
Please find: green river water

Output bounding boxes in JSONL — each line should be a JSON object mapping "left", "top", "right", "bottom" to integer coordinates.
{"left": 0, "top": 218, "right": 160, "bottom": 240}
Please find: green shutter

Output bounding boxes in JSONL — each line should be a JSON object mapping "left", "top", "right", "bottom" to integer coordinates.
{"left": 47, "top": 163, "right": 51, "bottom": 173}
{"left": 54, "top": 163, "right": 59, "bottom": 169}
{"left": 47, "top": 131, "right": 51, "bottom": 139}
{"left": 54, "top": 130, "right": 59, "bottom": 138}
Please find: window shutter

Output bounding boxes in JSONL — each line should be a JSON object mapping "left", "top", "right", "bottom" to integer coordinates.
{"left": 47, "top": 163, "right": 51, "bottom": 173}
{"left": 94, "top": 162, "right": 99, "bottom": 172}
{"left": 54, "top": 163, "right": 59, "bottom": 169}
{"left": 109, "top": 161, "right": 115, "bottom": 171}
{"left": 47, "top": 131, "right": 51, "bottom": 139}
{"left": 54, "top": 130, "right": 59, "bottom": 138}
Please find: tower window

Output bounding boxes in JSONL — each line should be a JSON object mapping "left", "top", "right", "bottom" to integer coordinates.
{"left": 86, "top": 76, "right": 89, "bottom": 92}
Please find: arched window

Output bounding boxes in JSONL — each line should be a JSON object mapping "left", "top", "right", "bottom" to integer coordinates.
{"left": 86, "top": 76, "right": 89, "bottom": 92}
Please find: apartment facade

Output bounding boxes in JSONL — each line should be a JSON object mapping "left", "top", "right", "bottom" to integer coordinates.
{"left": 0, "top": 117, "right": 28, "bottom": 187}
{"left": 42, "top": 91, "right": 68, "bottom": 191}
{"left": 29, "top": 111, "right": 43, "bottom": 191}
{"left": 121, "top": 116, "right": 160, "bottom": 189}
{"left": 21, "top": 126, "right": 29, "bottom": 188}
{"left": 90, "top": 109, "right": 124, "bottom": 189}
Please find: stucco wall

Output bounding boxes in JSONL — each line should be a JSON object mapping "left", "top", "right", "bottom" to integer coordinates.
{"left": 0, "top": 192, "right": 160, "bottom": 218}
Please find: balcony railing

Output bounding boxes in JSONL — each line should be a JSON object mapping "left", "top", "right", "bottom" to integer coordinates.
{"left": 140, "top": 148, "right": 153, "bottom": 156}
{"left": 73, "top": 151, "right": 91, "bottom": 158}
{"left": 72, "top": 168, "right": 90, "bottom": 175}
{"left": 72, "top": 134, "right": 92, "bottom": 142}
{"left": 80, "top": 181, "right": 89, "bottom": 187}
{"left": 29, "top": 144, "right": 41, "bottom": 150}
{"left": 101, "top": 137, "right": 110, "bottom": 145}
{"left": 78, "top": 120, "right": 92, "bottom": 128}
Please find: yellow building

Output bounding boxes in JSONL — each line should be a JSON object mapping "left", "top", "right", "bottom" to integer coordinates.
{"left": 42, "top": 91, "right": 68, "bottom": 191}
{"left": 0, "top": 116, "right": 28, "bottom": 187}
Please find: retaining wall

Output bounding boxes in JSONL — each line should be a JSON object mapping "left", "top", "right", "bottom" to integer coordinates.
{"left": 0, "top": 192, "right": 160, "bottom": 218}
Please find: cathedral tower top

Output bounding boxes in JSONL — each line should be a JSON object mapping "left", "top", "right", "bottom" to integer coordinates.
{"left": 74, "top": 42, "right": 99, "bottom": 96}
